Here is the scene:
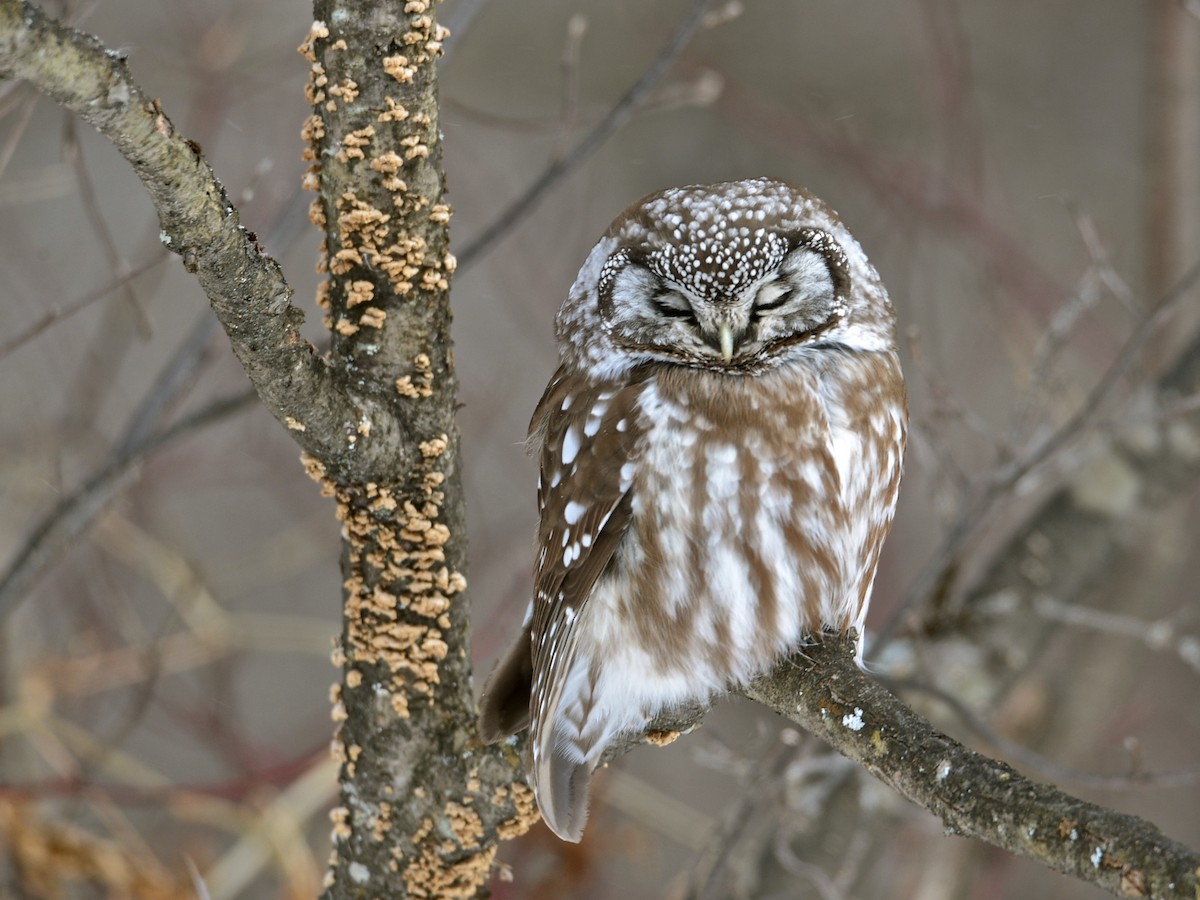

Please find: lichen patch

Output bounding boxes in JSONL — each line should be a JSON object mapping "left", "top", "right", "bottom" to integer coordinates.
{"left": 345, "top": 279, "right": 375, "bottom": 308}
{"left": 404, "top": 807, "right": 496, "bottom": 900}
{"left": 359, "top": 306, "right": 387, "bottom": 328}
{"left": 338, "top": 125, "right": 376, "bottom": 162}
{"left": 395, "top": 353, "right": 435, "bottom": 398}
{"left": 378, "top": 96, "right": 410, "bottom": 123}
{"left": 493, "top": 783, "right": 539, "bottom": 840}
{"left": 383, "top": 55, "right": 415, "bottom": 84}
{"left": 308, "top": 436, "right": 466, "bottom": 696}
{"left": 297, "top": 20, "right": 329, "bottom": 63}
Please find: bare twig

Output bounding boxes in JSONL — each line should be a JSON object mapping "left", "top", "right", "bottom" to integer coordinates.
{"left": 0, "top": 388, "right": 257, "bottom": 620}
{"left": 0, "top": 0, "right": 407, "bottom": 476}
{"left": 456, "top": 0, "right": 712, "bottom": 270}
{"left": 876, "top": 256, "right": 1200, "bottom": 648}
{"left": 62, "top": 114, "right": 151, "bottom": 336}
{"left": 0, "top": 84, "right": 36, "bottom": 177}
{"left": 584, "top": 636, "right": 1200, "bottom": 898}
{"left": 0, "top": 252, "right": 167, "bottom": 360}
{"left": 892, "top": 677, "right": 1200, "bottom": 790}
{"left": 114, "top": 313, "right": 218, "bottom": 456}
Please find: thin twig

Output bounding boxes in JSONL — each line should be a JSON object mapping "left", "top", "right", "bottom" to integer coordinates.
{"left": 0, "top": 84, "right": 36, "bottom": 178}
{"left": 62, "top": 113, "right": 151, "bottom": 335}
{"left": 741, "top": 637, "right": 1200, "bottom": 899}
{"left": 0, "top": 388, "right": 257, "bottom": 621}
{"left": 891, "top": 677, "right": 1200, "bottom": 790}
{"left": 0, "top": 252, "right": 167, "bottom": 360}
{"left": 0, "top": 1, "right": 389, "bottom": 471}
{"left": 456, "top": 0, "right": 712, "bottom": 271}
{"left": 874, "top": 256, "right": 1200, "bottom": 650}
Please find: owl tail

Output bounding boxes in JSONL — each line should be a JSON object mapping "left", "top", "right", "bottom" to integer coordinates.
{"left": 479, "top": 624, "right": 596, "bottom": 841}
{"left": 478, "top": 623, "right": 533, "bottom": 742}
{"left": 533, "top": 721, "right": 595, "bottom": 842}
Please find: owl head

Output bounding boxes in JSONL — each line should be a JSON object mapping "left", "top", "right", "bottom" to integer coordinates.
{"left": 555, "top": 178, "right": 895, "bottom": 379}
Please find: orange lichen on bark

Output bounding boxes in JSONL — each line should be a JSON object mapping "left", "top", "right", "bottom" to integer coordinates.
{"left": 345, "top": 279, "right": 374, "bottom": 308}
{"left": 645, "top": 728, "right": 683, "bottom": 746}
{"left": 305, "top": 61, "right": 328, "bottom": 106}
{"left": 300, "top": 114, "right": 325, "bottom": 158}
{"left": 328, "top": 77, "right": 360, "bottom": 107}
{"left": 383, "top": 55, "right": 415, "bottom": 84}
{"left": 378, "top": 96, "right": 410, "bottom": 123}
{"left": 298, "top": 20, "right": 328, "bottom": 62}
{"left": 359, "top": 306, "right": 387, "bottom": 328}
{"left": 395, "top": 352, "right": 434, "bottom": 398}
{"left": 304, "top": 438, "right": 465, "bottom": 701}
{"left": 338, "top": 125, "right": 376, "bottom": 162}
{"left": 369, "top": 151, "right": 408, "bottom": 194}
{"left": 330, "top": 805, "right": 352, "bottom": 841}
{"left": 493, "top": 783, "right": 539, "bottom": 840}
{"left": 400, "top": 133, "right": 429, "bottom": 160}
{"left": 403, "top": 804, "right": 496, "bottom": 900}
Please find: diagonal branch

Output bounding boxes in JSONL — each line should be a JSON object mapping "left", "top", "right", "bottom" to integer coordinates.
{"left": 741, "top": 638, "right": 1200, "bottom": 900}
{"left": 0, "top": 0, "right": 407, "bottom": 478}
{"left": 595, "top": 634, "right": 1200, "bottom": 898}
{"left": 455, "top": 0, "right": 712, "bottom": 270}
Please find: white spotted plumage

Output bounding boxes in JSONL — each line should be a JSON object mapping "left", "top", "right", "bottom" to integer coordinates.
{"left": 479, "top": 178, "right": 907, "bottom": 842}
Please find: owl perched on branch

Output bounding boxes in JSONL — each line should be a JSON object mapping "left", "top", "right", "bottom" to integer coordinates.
{"left": 479, "top": 178, "right": 907, "bottom": 842}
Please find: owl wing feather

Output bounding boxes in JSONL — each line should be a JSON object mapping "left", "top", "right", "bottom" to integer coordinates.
{"left": 526, "top": 366, "right": 648, "bottom": 841}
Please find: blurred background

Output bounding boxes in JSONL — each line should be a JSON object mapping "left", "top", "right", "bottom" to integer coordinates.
{"left": 1, "top": 0, "right": 1199, "bottom": 897}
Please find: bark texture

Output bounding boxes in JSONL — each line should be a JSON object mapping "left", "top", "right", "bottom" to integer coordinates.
{"left": 298, "top": 3, "right": 534, "bottom": 897}
{"left": 0, "top": 0, "right": 396, "bottom": 476}
{"left": 0, "top": 2, "right": 535, "bottom": 897}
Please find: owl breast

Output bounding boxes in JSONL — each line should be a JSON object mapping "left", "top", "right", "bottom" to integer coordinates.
{"left": 571, "top": 348, "right": 905, "bottom": 725}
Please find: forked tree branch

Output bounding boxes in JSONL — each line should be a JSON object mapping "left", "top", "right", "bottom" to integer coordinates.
{"left": 0, "top": 0, "right": 412, "bottom": 480}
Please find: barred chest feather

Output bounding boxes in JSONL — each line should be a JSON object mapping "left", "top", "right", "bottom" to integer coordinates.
{"left": 567, "top": 350, "right": 904, "bottom": 727}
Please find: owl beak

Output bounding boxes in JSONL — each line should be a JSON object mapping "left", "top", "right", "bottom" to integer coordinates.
{"left": 718, "top": 322, "right": 735, "bottom": 362}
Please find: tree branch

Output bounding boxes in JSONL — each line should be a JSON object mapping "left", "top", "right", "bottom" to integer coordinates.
{"left": 455, "top": 0, "right": 712, "bottom": 270}
{"left": 559, "top": 632, "right": 1200, "bottom": 898}
{"left": 0, "top": 0, "right": 407, "bottom": 477}
{"left": 740, "top": 637, "right": 1200, "bottom": 900}
{"left": 298, "top": 2, "right": 535, "bottom": 896}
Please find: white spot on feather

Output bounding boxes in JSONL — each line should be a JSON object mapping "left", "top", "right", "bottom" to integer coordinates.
{"left": 561, "top": 425, "right": 581, "bottom": 465}
{"left": 619, "top": 462, "right": 636, "bottom": 490}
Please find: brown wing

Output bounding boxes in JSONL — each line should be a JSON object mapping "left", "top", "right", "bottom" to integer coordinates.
{"left": 477, "top": 365, "right": 645, "bottom": 753}
{"left": 527, "top": 366, "right": 645, "bottom": 682}
{"left": 527, "top": 366, "right": 649, "bottom": 841}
